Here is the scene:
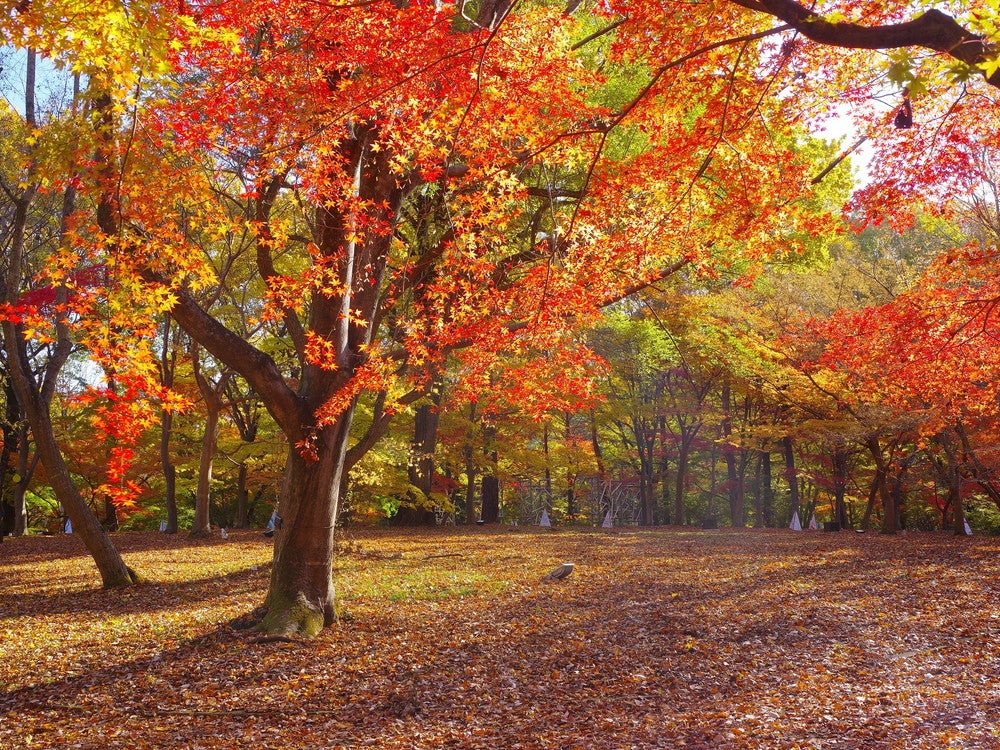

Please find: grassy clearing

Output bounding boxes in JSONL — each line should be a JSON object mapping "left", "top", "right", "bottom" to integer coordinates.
{"left": 1, "top": 527, "right": 998, "bottom": 749}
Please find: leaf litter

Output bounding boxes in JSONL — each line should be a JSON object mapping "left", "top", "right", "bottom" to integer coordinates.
{"left": 1, "top": 528, "right": 998, "bottom": 749}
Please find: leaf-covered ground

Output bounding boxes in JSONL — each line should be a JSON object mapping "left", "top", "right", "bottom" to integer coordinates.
{"left": 1, "top": 527, "right": 998, "bottom": 749}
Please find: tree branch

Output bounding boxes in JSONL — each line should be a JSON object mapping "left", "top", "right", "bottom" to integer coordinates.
{"left": 736, "top": 0, "right": 1000, "bottom": 87}
{"left": 165, "top": 285, "right": 308, "bottom": 441}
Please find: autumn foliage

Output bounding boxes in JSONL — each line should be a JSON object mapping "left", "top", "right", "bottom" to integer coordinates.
{"left": 3, "top": 0, "right": 1000, "bottom": 639}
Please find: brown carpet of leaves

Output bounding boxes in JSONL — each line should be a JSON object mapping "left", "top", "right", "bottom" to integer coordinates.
{"left": 1, "top": 527, "right": 998, "bottom": 749}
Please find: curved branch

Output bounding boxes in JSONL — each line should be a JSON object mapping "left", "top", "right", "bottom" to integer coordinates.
{"left": 165, "top": 286, "right": 308, "bottom": 442}
{"left": 737, "top": 0, "right": 1000, "bottom": 86}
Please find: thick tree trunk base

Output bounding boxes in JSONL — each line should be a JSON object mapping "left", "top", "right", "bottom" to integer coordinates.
{"left": 104, "top": 565, "right": 142, "bottom": 589}
{"left": 188, "top": 527, "right": 213, "bottom": 540}
{"left": 254, "top": 591, "right": 335, "bottom": 638}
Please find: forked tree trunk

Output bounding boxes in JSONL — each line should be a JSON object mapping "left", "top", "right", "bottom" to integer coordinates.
{"left": 166, "top": 121, "right": 404, "bottom": 635}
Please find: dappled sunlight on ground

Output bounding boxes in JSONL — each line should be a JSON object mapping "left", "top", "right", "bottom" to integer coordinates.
{"left": 1, "top": 527, "right": 998, "bottom": 749}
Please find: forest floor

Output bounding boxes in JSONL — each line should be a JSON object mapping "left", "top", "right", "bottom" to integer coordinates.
{"left": 1, "top": 526, "right": 998, "bottom": 750}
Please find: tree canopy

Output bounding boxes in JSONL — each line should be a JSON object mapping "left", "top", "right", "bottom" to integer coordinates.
{"left": 2, "top": 0, "right": 1000, "bottom": 634}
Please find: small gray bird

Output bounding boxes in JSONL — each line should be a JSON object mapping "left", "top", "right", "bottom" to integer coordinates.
{"left": 544, "top": 562, "right": 574, "bottom": 581}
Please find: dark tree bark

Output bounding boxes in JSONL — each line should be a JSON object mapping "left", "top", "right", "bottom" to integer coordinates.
{"left": 158, "top": 315, "right": 179, "bottom": 533}
{"left": 674, "top": 438, "right": 690, "bottom": 525}
{"left": 11, "top": 423, "right": 35, "bottom": 536}
{"left": 782, "top": 436, "right": 799, "bottom": 524}
{"left": 863, "top": 436, "right": 898, "bottom": 533}
{"left": 103, "top": 496, "right": 119, "bottom": 531}
{"left": 190, "top": 347, "right": 232, "bottom": 538}
{"left": 719, "top": 383, "right": 745, "bottom": 528}
{"left": 953, "top": 422, "right": 1000, "bottom": 515}
{"left": 480, "top": 474, "right": 500, "bottom": 523}
{"left": 3, "top": 268, "right": 137, "bottom": 585}
{"left": 462, "top": 402, "right": 479, "bottom": 524}
{"left": 0, "top": 378, "right": 35, "bottom": 537}
{"left": 543, "top": 422, "right": 553, "bottom": 516}
{"left": 753, "top": 450, "right": 774, "bottom": 528}
{"left": 478, "top": 421, "right": 500, "bottom": 523}
{"left": 831, "top": 446, "right": 849, "bottom": 529}
{"left": 737, "top": 1, "right": 1000, "bottom": 87}
{"left": 259, "top": 415, "right": 354, "bottom": 636}
{"left": 225, "top": 377, "right": 263, "bottom": 529}
{"left": 634, "top": 418, "right": 655, "bottom": 526}
{"left": 935, "top": 432, "right": 966, "bottom": 536}
{"left": 397, "top": 397, "right": 440, "bottom": 526}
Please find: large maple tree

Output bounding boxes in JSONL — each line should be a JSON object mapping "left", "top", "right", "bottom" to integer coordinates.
{"left": 4, "top": 0, "right": 1000, "bottom": 634}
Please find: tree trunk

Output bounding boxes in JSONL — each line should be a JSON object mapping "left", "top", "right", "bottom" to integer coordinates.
{"left": 398, "top": 399, "right": 439, "bottom": 525}
{"left": 657, "top": 460, "right": 669, "bottom": 526}
{"left": 832, "top": 446, "right": 849, "bottom": 529}
{"left": 259, "top": 413, "right": 354, "bottom": 637}
{"left": 164, "top": 121, "right": 409, "bottom": 634}
{"left": 938, "top": 431, "right": 968, "bottom": 536}
{"left": 760, "top": 450, "right": 773, "bottom": 527}
{"left": 103, "top": 496, "right": 119, "bottom": 531}
{"left": 725, "top": 450, "right": 744, "bottom": 528}
{"left": 952, "top": 471, "right": 967, "bottom": 536}
{"left": 955, "top": 422, "right": 1000, "bottom": 536}
{"left": 224, "top": 377, "right": 261, "bottom": 529}
{"left": 190, "top": 349, "right": 231, "bottom": 538}
{"left": 886, "top": 465, "right": 903, "bottom": 533}
{"left": 543, "top": 423, "right": 553, "bottom": 515}
{"left": 720, "top": 383, "right": 744, "bottom": 527}
{"left": 653, "top": 415, "right": 666, "bottom": 525}
{"left": 942, "top": 454, "right": 967, "bottom": 535}
{"left": 191, "top": 400, "right": 222, "bottom": 537}
{"left": 4, "top": 338, "right": 138, "bottom": 587}
{"left": 235, "top": 462, "right": 250, "bottom": 529}
{"left": 674, "top": 439, "right": 689, "bottom": 525}
{"left": 590, "top": 408, "right": 606, "bottom": 479}
{"left": 481, "top": 474, "right": 500, "bottom": 523}
{"left": 463, "top": 441, "right": 477, "bottom": 524}
{"left": 565, "top": 413, "right": 579, "bottom": 520}
{"left": 861, "top": 472, "right": 879, "bottom": 531}
{"left": 0, "top": 378, "right": 17, "bottom": 538}
{"left": 12, "top": 422, "right": 33, "bottom": 536}
{"left": 159, "top": 315, "right": 179, "bottom": 533}
{"left": 782, "top": 436, "right": 799, "bottom": 523}
{"left": 0, "top": 64, "right": 135, "bottom": 585}
{"left": 752, "top": 450, "right": 771, "bottom": 527}
{"left": 161, "top": 409, "right": 178, "bottom": 533}
{"left": 480, "top": 423, "right": 500, "bottom": 523}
